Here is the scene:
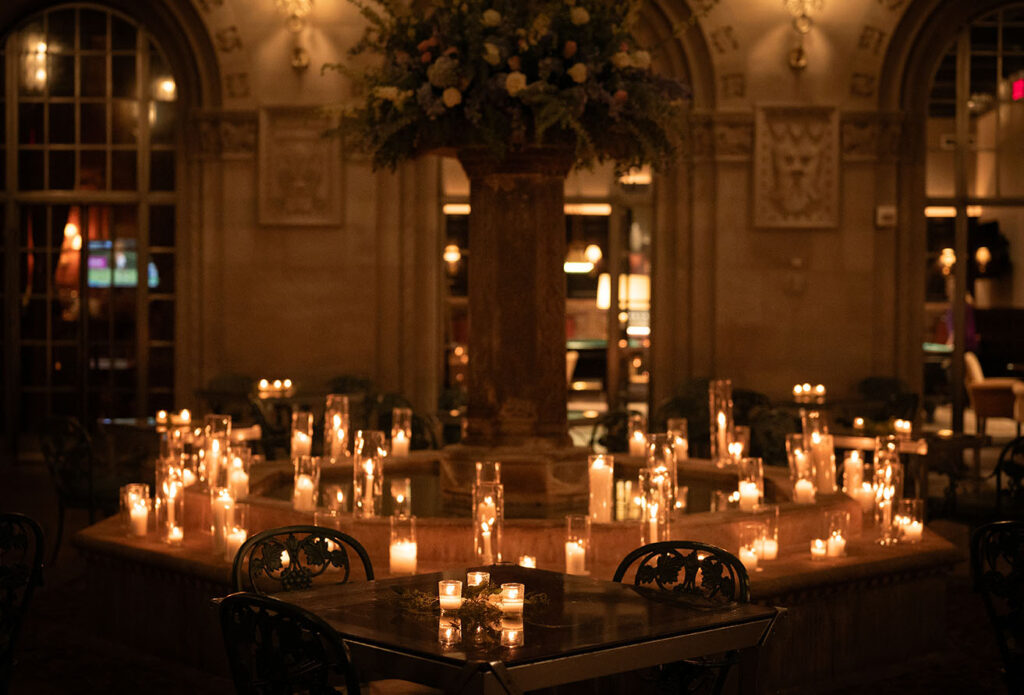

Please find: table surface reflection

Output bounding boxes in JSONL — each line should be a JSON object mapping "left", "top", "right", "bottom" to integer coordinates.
{"left": 285, "top": 565, "right": 777, "bottom": 693}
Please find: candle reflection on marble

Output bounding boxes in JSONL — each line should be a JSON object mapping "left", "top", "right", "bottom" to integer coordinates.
{"left": 438, "top": 616, "right": 461, "bottom": 647}
{"left": 501, "top": 615, "right": 524, "bottom": 648}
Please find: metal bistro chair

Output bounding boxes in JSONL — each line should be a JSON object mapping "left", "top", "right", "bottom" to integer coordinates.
{"left": 232, "top": 525, "right": 374, "bottom": 595}
{"left": 219, "top": 591, "right": 362, "bottom": 695}
{"left": 971, "top": 520, "right": 1024, "bottom": 694}
{"left": 613, "top": 541, "right": 752, "bottom": 695}
{"left": 0, "top": 513, "right": 45, "bottom": 694}
{"left": 995, "top": 437, "right": 1024, "bottom": 514}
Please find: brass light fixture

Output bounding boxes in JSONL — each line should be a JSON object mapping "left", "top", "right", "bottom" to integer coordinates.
{"left": 783, "top": 0, "right": 823, "bottom": 71}
{"left": 276, "top": 0, "right": 313, "bottom": 71}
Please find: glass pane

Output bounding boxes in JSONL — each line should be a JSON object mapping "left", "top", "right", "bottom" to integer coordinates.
{"left": 17, "top": 22, "right": 46, "bottom": 96}
{"left": 80, "top": 102, "right": 106, "bottom": 143}
{"left": 111, "top": 15, "right": 136, "bottom": 51}
{"left": 1003, "top": 53, "right": 1024, "bottom": 83}
{"left": 20, "top": 251, "right": 46, "bottom": 294}
{"left": 150, "top": 205, "right": 175, "bottom": 246}
{"left": 149, "top": 253, "right": 174, "bottom": 293}
{"left": 18, "top": 102, "right": 44, "bottom": 144}
{"left": 20, "top": 205, "right": 46, "bottom": 248}
{"left": 48, "top": 9, "right": 76, "bottom": 52}
{"left": 970, "top": 54, "right": 998, "bottom": 97}
{"left": 21, "top": 393, "right": 48, "bottom": 429}
{"left": 20, "top": 299, "right": 47, "bottom": 341}
{"left": 111, "top": 100, "right": 137, "bottom": 143}
{"left": 111, "top": 291, "right": 136, "bottom": 342}
{"left": 80, "top": 55, "right": 107, "bottom": 97}
{"left": 1003, "top": 24, "right": 1024, "bottom": 53}
{"left": 149, "top": 299, "right": 174, "bottom": 341}
{"left": 970, "top": 151, "right": 996, "bottom": 197}
{"left": 112, "top": 55, "right": 136, "bottom": 98}
{"left": 112, "top": 205, "right": 138, "bottom": 239}
{"left": 971, "top": 25, "right": 998, "bottom": 52}
{"left": 49, "top": 102, "right": 74, "bottom": 143}
{"left": 111, "top": 342, "right": 136, "bottom": 388}
{"left": 49, "top": 150, "right": 74, "bottom": 189}
{"left": 19, "top": 150, "right": 44, "bottom": 189}
{"left": 50, "top": 203, "right": 72, "bottom": 249}
{"left": 51, "top": 392, "right": 79, "bottom": 418}
{"left": 111, "top": 149, "right": 136, "bottom": 190}
{"left": 52, "top": 346, "right": 79, "bottom": 386}
{"left": 926, "top": 150, "right": 955, "bottom": 197}
{"left": 148, "top": 345, "right": 173, "bottom": 389}
{"left": 150, "top": 150, "right": 174, "bottom": 191}
{"left": 21, "top": 345, "right": 47, "bottom": 386}
{"left": 48, "top": 54, "right": 74, "bottom": 96}
{"left": 150, "top": 102, "right": 175, "bottom": 144}
{"left": 80, "top": 150, "right": 106, "bottom": 189}
{"left": 79, "top": 9, "right": 107, "bottom": 51}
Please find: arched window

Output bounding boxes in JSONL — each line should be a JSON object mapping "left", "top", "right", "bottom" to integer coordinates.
{"left": 1, "top": 4, "right": 181, "bottom": 439}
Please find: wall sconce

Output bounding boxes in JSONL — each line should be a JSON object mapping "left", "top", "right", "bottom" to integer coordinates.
{"left": 276, "top": 0, "right": 313, "bottom": 71}
{"left": 783, "top": 0, "right": 823, "bottom": 71}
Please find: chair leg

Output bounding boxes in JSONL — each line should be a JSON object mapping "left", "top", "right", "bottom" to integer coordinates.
{"left": 51, "top": 501, "right": 66, "bottom": 567}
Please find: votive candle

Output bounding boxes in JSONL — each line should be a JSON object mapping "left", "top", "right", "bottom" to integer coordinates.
{"left": 439, "top": 580, "right": 463, "bottom": 610}
{"left": 466, "top": 571, "right": 489, "bottom": 587}
{"left": 794, "top": 479, "right": 816, "bottom": 504}
{"left": 390, "top": 540, "right": 417, "bottom": 575}
{"left": 518, "top": 555, "right": 536, "bottom": 568}
{"left": 293, "top": 474, "right": 316, "bottom": 512}
{"left": 129, "top": 500, "right": 149, "bottom": 536}
{"left": 810, "top": 538, "right": 827, "bottom": 559}
{"left": 565, "top": 540, "right": 586, "bottom": 575}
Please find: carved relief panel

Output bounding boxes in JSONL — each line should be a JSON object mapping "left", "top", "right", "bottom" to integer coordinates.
{"left": 754, "top": 105, "right": 838, "bottom": 229}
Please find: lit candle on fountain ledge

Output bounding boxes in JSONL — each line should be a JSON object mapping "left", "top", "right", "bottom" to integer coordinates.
{"left": 182, "top": 467, "right": 197, "bottom": 488}
{"left": 467, "top": 571, "right": 490, "bottom": 587}
{"left": 813, "top": 384, "right": 826, "bottom": 403}
{"left": 291, "top": 430, "right": 312, "bottom": 458}
{"left": 853, "top": 417, "right": 866, "bottom": 431}
{"left": 438, "top": 580, "right": 463, "bottom": 611}
{"left": 756, "top": 536, "right": 778, "bottom": 561}
{"left": 738, "top": 481, "right": 760, "bottom": 512}
{"left": 258, "top": 378, "right": 269, "bottom": 395}
{"left": 793, "top": 478, "right": 816, "bottom": 504}
{"left": 810, "top": 538, "right": 828, "bottom": 559}
{"left": 390, "top": 430, "right": 409, "bottom": 457}
{"left": 167, "top": 525, "right": 183, "bottom": 546}
{"left": 170, "top": 408, "right": 190, "bottom": 426}
{"left": 390, "top": 407, "right": 412, "bottom": 457}
{"left": 827, "top": 533, "right": 847, "bottom": 557}
{"left": 851, "top": 482, "right": 876, "bottom": 513}
{"left": 727, "top": 441, "right": 744, "bottom": 466}
{"left": 517, "top": 555, "right": 536, "bottom": 568}
{"left": 229, "top": 456, "right": 250, "bottom": 499}
{"left": 738, "top": 544, "right": 759, "bottom": 572}
{"left": 225, "top": 526, "right": 247, "bottom": 562}
{"left": 390, "top": 516, "right": 417, "bottom": 575}
{"left": 565, "top": 539, "right": 586, "bottom": 575}
{"left": 129, "top": 499, "right": 149, "bottom": 537}
{"left": 211, "top": 488, "right": 234, "bottom": 552}
{"left": 893, "top": 419, "right": 912, "bottom": 439}
{"left": 842, "top": 451, "right": 864, "bottom": 492}
{"left": 792, "top": 383, "right": 804, "bottom": 402}
{"left": 628, "top": 430, "right": 646, "bottom": 457}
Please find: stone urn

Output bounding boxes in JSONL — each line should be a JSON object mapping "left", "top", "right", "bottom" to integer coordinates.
{"left": 442, "top": 146, "right": 590, "bottom": 518}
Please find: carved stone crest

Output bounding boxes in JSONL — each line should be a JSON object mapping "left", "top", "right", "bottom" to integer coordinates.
{"left": 754, "top": 105, "right": 838, "bottom": 228}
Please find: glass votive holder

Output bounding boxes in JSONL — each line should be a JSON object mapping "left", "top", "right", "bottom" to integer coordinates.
{"left": 565, "top": 514, "right": 590, "bottom": 575}
{"left": 121, "top": 483, "right": 150, "bottom": 536}
{"left": 793, "top": 471, "right": 817, "bottom": 505}
{"left": 466, "top": 571, "right": 490, "bottom": 587}
{"left": 827, "top": 510, "right": 849, "bottom": 557}
{"left": 290, "top": 409, "right": 313, "bottom": 459}
{"left": 158, "top": 470, "right": 184, "bottom": 546}
{"left": 733, "top": 425, "right": 751, "bottom": 456}
{"left": 474, "top": 481, "right": 503, "bottom": 565}
{"left": 475, "top": 460, "right": 501, "bottom": 485}
{"left": 390, "top": 477, "right": 412, "bottom": 518}
{"left": 501, "top": 615, "right": 524, "bottom": 648}
{"left": 324, "top": 393, "right": 350, "bottom": 463}
{"left": 627, "top": 412, "right": 647, "bottom": 457}
{"left": 389, "top": 516, "right": 417, "bottom": 575}
{"left": 390, "top": 407, "right": 412, "bottom": 457}
{"left": 322, "top": 484, "right": 350, "bottom": 514}
{"left": 226, "top": 448, "right": 252, "bottom": 500}
{"left": 500, "top": 583, "right": 524, "bottom": 614}
{"left": 754, "top": 504, "right": 779, "bottom": 561}
{"left": 588, "top": 454, "right": 614, "bottom": 524}
{"left": 737, "top": 457, "right": 764, "bottom": 512}
{"left": 675, "top": 484, "right": 689, "bottom": 513}
{"left": 810, "top": 537, "right": 828, "bottom": 560}
{"left": 354, "top": 430, "right": 385, "bottom": 518}
{"left": 438, "top": 579, "right": 463, "bottom": 612}
{"left": 841, "top": 450, "right": 865, "bottom": 493}
{"left": 711, "top": 489, "right": 740, "bottom": 512}
{"left": 640, "top": 467, "right": 670, "bottom": 544}
{"left": 205, "top": 413, "right": 231, "bottom": 438}
{"left": 666, "top": 417, "right": 688, "bottom": 461}
{"left": 896, "top": 498, "right": 924, "bottom": 543}
{"left": 224, "top": 504, "right": 249, "bottom": 562}
{"left": 438, "top": 616, "right": 461, "bottom": 648}
{"left": 211, "top": 486, "right": 235, "bottom": 554}
{"left": 874, "top": 434, "right": 900, "bottom": 463}
{"left": 737, "top": 521, "right": 765, "bottom": 572}
{"left": 292, "top": 455, "right": 321, "bottom": 513}
{"left": 517, "top": 555, "right": 536, "bottom": 568}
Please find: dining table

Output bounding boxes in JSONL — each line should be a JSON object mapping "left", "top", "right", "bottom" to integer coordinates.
{"left": 284, "top": 564, "right": 779, "bottom": 694}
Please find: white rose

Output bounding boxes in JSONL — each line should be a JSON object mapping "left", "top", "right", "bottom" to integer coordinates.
{"left": 632, "top": 50, "right": 651, "bottom": 69}
{"left": 505, "top": 71, "right": 527, "bottom": 96}
{"left": 442, "top": 87, "right": 462, "bottom": 108}
{"left": 570, "top": 6, "right": 589, "bottom": 24}
{"left": 483, "top": 42, "right": 501, "bottom": 66}
{"left": 567, "top": 62, "right": 587, "bottom": 83}
{"left": 482, "top": 9, "right": 501, "bottom": 27}
{"left": 611, "top": 51, "right": 631, "bottom": 69}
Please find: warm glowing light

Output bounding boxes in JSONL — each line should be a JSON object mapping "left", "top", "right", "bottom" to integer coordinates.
{"left": 445, "top": 203, "right": 613, "bottom": 216}
{"left": 618, "top": 166, "right": 652, "bottom": 185}
{"left": 924, "top": 205, "right": 983, "bottom": 218}
{"left": 563, "top": 260, "right": 594, "bottom": 273}
{"left": 584, "top": 244, "right": 603, "bottom": 264}
{"left": 443, "top": 203, "right": 470, "bottom": 215}
{"left": 154, "top": 77, "right": 177, "bottom": 101}
{"left": 975, "top": 246, "right": 991, "bottom": 273}
{"left": 442, "top": 244, "right": 461, "bottom": 264}
{"left": 939, "top": 248, "right": 956, "bottom": 274}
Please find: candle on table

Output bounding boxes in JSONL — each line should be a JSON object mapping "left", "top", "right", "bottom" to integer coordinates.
{"left": 810, "top": 538, "right": 827, "bottom": 559}
{"left": 794, "top": 479, "right": 816, "bottom": 504}
{"left": 480, "top": 524, "right": 493, "bottom": 564}
{"left": 438, "top": 580, "right": 463, "bottom": 610}
{"left": 500, "top": 583, "right": 524, "bottom": 614}
{"left": 391, "top": 430, "right": 410, "bottom": 457}
{"left": 852, "top": 482, "right": 875, "bottom": 513}
{"left": 843, "top": 451, "right": 863, "bottom": 491}
{"left": 647, "top": 504, "right": 660, "bottom": 544}
{"left": 390, "top": 540, "right": 418, "bottom": 575}
{"left": 293, "top": 474, "right": 316, "bottom": 512}
{"left": 898, "top": 516, "right": 924, "bottom": 542}
{"left": 629, "top": 431, "right": 646, "bottom": 457}
{"left": 182, "top": 468, "right": 196, "bottom": 487}
{"left": 229, "top": 457, "right": 249, "bottom": 499}
{"left": 329, "top": 414, "right": 346, "bottom": 459}
{"left": 467, "top": 571, "right": 490, "bottom": 587}
{"left": 180, "top": 409, "right": 191, "bottom": 425}
{"left": 826, "top": 534, "right": 846, "bottom": 557}
{"left": 756, "top": 538, "right": 778, "bottom": 561}
{"left": 588, "top": 456, "right": 614, "bottom": 523}
{"left": 738, "top": 481, "right": 760, "bottom": 512}
{"left": 129, "top": 500, "right": 148, "bottom": 536}
{"left": 738, "top": 545, "right": 759, "bottom": 571}
{"left": 291, "top": 430, "right": 312, "bottom": 457}
{"left": 565, "top": 539, "right": 587, "bottom": 575}
{"left": 225, "top": 527, "right": 247, "bottom": 562}
{"left": 212, "top": 489, "right": 234, "bottom": 551}
{"left": 853, "top": 417, "right": 865, "bottom": 431}
{"left": 363, "top": 461, "right": 376, "bottom": 514}
{"left": 167, "top": 525, "right": 183, "bottom": 545}
{"left": 517, "top": 556, "right": 536, "bottom": 568}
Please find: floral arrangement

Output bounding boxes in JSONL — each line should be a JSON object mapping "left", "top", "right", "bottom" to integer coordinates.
{"left": 330, "top": 0, "right": 690, "bottom": 171}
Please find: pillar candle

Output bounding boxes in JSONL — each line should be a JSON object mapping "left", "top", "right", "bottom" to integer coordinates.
{"left": 738, "top": 545, "right": 758, "bottom": 571}
{"left": 738, "top": 481, "right": 760, "bottom": 512}
{"left": 588, "top": 458, "right": 614, "bottom": 523}
{"left": 843, "top": 452, "right": 863, "bottom": 491}
{"left": 756, "top": 538, "right": 778, "bottom": 561}
{"left": 810, "top": 538, "right": 828, "bottom": 559}
{"left": 229, "top": 459, "right": 249, "bottom": 499}
{"left": 391, "top": 431, "right": 410, "bottom": 457}
{"left": 129, "top": 500, "right": 148, "bottom": 536}
{"left": 565, "top": 540, "right": 587, "bottom": 575}
{"left": 716, "top": 411, "right": 728, "bottom": 458}
{"left": 363, "top": 462, "right": 376, "bottom": 515}
{"left": 480, "top": 527, "right": 493, "bottom": 565}
{"left": 225, "top": 527, "right": 247, "bottom": 562}
{"left": 852, "top": 482, "right": 875, "bottom": 513}
{"left": 293, "top": 474, "right": 316, "bottom": 512}
{"left": 794, "top": 479, "right": 816, "bottom": 504}
{"left": 212, "top": 491, "right": 234, "bottom": 552}
{"left": 517, "top": 556, "right": 536, "bottom": 568}
{"left": 826, "top": 534, "right": 846, "bottom": 557}
{"left": 628, "top": 431, "right": 646, "bottom": 456}
{"left": 167, "top": 525, "right": 183, "bottom": 546}
{"left": 389, "top": 540, "right": 417, "bottom": 574}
